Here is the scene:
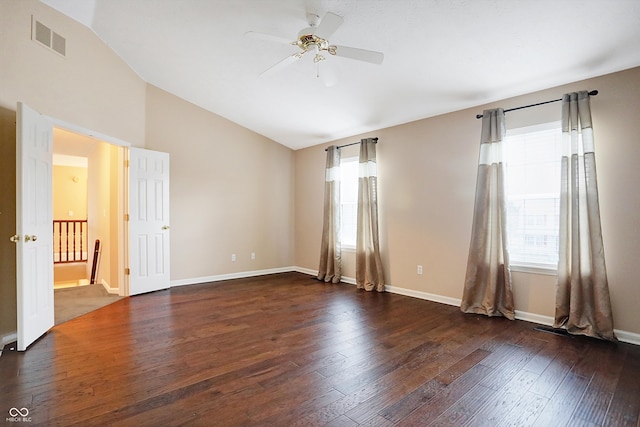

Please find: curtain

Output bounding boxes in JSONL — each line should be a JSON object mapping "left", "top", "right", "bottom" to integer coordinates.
{"left": 356, "top": 138, "right": 385, "bottom": 291}
{"left": 317, "top": 145, "right": 341, "bottom": 283}
{"left": 554, "top": 91, "right": 615, "bottom": 341}
{"left": 461, "top": 109, "right": 515, "bottom": 319}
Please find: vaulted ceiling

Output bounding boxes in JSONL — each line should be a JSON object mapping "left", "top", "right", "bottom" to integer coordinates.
{"left": 41, "top": 0, "right": 640, "bottom": 150}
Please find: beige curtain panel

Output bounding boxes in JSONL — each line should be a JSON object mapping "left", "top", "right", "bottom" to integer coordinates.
{"left": 461, "top": 109, "right": 515, "bottom": 319}
{"left": 356, "top": 138, "right": 385, "bottom": 291}
{"left": 318, "top": 145, "right": 342, "bottom": 283}
{"left": 554, "top": 91, "right": 616, "bottom": 341}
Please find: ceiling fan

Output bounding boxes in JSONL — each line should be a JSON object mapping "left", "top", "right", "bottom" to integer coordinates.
{"left": 245, "top": 12, "right": 384, "bottom": 86}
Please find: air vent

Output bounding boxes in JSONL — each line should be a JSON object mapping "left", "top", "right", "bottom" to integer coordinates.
{"left": 32, "top": 16, "right": 66, "bottom": 57}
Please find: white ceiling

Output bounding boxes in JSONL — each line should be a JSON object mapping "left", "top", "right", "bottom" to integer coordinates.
{"left": 41, "top": 0, "right": 640, "bottom": 150}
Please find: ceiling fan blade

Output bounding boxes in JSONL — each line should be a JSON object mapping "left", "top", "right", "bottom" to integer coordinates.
{"left": 330, "top": 45, "right": 384, "bottom": 64}
{"left": 260, "top": 52, "right": 304, "bottom": 77}
{"left": 313, "top": 12, "right": 343, "bottom": 40}
{"left": 244, "top": 31, "right": 292, "bottom": 45}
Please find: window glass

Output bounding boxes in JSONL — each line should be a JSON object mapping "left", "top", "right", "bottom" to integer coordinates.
{"left": 504, "top": 122, "right": 562, "bottom": 268}
{"left": 340, "top": 157, "right": 359, "bottom": 248}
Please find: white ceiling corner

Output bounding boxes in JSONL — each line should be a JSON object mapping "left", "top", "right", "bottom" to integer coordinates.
{"left": 40, "top": 0, "right": 640, "bottom": 150}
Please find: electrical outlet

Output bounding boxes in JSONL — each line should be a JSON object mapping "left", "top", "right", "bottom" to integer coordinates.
{"left": 251, "top": 252, "right": 256, "bottom": 260}
{"left": 231, "top": 254, "right": 236, "bottom": 262}
{"left": 417, "top": 265, "right": 423, "bottom": 275}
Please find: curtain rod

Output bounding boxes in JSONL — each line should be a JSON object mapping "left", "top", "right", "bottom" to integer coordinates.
{"left": 475, "top": 90, "right": 598, "bottom": 119}
{"left": 325, "top": 137, "right": 378, "bottom": 151}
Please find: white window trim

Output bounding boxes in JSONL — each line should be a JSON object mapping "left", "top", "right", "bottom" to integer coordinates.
{"left": 509, "top": 262, "right": 557, "bottom": 276}
{"left": 507, "top": 120, "right": 561, "bottom": 136}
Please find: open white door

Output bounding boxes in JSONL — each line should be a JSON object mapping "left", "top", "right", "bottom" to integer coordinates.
{"left": 128, "top": 147, "right": 170, "bottom": 295}
{"left": 15, "top": 103, "right": 54, "bottom": 351}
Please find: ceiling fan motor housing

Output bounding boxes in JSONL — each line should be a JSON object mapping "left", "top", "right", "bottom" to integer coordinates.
{"left": 296, "top": 29, "right": 330, "bottom": 52}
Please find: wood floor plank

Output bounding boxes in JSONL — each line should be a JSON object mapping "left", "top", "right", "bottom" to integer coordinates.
{"left": 379, "top": 349, "right": 492, "bottom": 423}
{"left": 0, "top": 272, "right": 638, "bottom": 426}
{"left": 521, "top": 334, "right": 565, "bottom": 375}
{"left": 602, "top": 344, "right": 640, "bottom": 427}
{"left": 394, "top": 363, "right": 495, "bottom": 425}
{"left": 532, "top": 372, "right": 591, "bottom": 426}
{"left": 429, "top": 383, "right": 495, "bottom": 426}
{"left": 344, "top": 337, "right": 472, "bottom": 424}
{"left": 497, "top": 391, "right": 549, "bottom": 427}
{"left": 571, "top": 342, "right": 624, "bottom": 425}
{"left": 466, "top": 368, "right": 540, "bottom": 426}
{"left": 252, "top": 388, "right": 347, "bottom": 426}
{"left": 527, "top": 340, "right": 585, "bottom": 398}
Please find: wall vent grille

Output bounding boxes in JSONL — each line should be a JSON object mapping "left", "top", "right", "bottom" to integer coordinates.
{"left": 32, "top": 16, "right": 66, "bottom": 57}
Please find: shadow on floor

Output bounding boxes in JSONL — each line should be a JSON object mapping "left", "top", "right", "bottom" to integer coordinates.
{"left": 54, "top": 284, "right": 125, "bottom": 325}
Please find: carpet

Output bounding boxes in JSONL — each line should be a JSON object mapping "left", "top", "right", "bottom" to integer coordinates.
{"left": 54, "top": 284, "right": 124, "bottom": 325}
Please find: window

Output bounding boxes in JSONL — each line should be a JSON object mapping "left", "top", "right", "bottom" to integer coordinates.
{"left": 503, "top": 122, "right": 562, "bottom": 271}
{"left": 340, "top": 157, "right": 359, "bottom": 249}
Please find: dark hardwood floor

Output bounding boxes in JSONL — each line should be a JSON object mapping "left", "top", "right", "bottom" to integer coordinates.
{"left": 1, "top": 272, "right": 638, "bottom": 426}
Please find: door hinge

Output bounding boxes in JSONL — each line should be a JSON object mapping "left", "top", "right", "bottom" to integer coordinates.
{"left": 124, "top": 268, "right": 130, "bottom": 276}
{"left": 124, "top": 159, "right": 130, "bottom": 167}
{"left": 124, "top": 213, "right": 129, "bottom": 221}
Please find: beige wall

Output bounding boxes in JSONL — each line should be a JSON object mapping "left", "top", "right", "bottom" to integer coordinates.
{"left": 295, "top": 67, "right": 640, "bottom": 336}
{"left": 87, "top": 142, "right": 121, "bottom": 289}
{"left": 0, "top": 0, "right": 146, "bottom": 146}
{"left": 53, "top": 165, "right": 87, "bottom": 219}
{"left": 145, "top": 85, "right": 295, "bottom": 281}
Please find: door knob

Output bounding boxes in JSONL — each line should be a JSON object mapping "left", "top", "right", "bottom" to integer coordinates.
{"left": 162, "top": 225, "right": 170, "bottom": 230}
{"left": 9, "top": 235, "right": 19, "bottom": 243}
{"left": 24, "top": 235, "right": 37, "bottom": 242}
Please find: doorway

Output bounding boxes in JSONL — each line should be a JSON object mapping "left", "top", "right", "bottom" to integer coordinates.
{"left": 52, "top": 128, "right": 125, "bottom": 324}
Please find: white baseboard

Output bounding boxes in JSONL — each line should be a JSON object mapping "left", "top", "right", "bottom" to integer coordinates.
{"left": 514, "top": 310, "right": 554, "bottom": 326}
{"left": 341, "top": 276, "right": 356, "bottom": 285}
{"left": 294, "top": 267, "right": 359, "bottom": 285}
{"left": 294, "top": 266, "right": 319, "bottom": 277}
{"left": 614, "top": 329, "right": 640, "bottom": 346}
{"left": 170, "top": 266, "right": 296, "bottom": 287}
{"left": 1, "top": 332, "right": 17, "bottom": 351}
{"left": 385, "top": 285, "right": 462, "bottom": 307}
{"left": 100, "top": 279, "right": 119, "bottom": 295}
{"left": 293, "top": 268, "right": 640, "bottom": 346}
